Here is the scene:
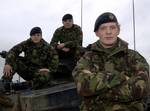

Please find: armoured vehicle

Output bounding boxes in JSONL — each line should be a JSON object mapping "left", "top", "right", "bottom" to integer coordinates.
{"left": 0, "top": 80, "right": 81, "bottom": 111}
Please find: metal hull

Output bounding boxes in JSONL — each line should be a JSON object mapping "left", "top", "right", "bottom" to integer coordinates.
{"left": 0, "top": 82, "right": 81, "bottom": 111}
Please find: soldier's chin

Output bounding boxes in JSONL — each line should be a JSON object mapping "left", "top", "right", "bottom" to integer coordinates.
{"left": 33, "top": 41, "right": 40, "bottom": 43}
{"left": 102, "top": 42, "right": 115, "bottom": 48}
{"left": 106, "top": 43, "right": 114, "bottom": 47}
{"left": 106, "top": 40, "right": 117, "bottom": 46}
{"left": 65, "top": 25, "right": 72, "bottom": 29}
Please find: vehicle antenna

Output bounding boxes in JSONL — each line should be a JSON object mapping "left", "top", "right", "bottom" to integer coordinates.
{"left": 81, "top": 0, "right": 83, "bottom": 29}
{"left": 132, "top": 0, "right": 136, "bottom": 51}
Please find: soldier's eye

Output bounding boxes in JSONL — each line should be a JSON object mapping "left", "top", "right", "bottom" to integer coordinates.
{"left": 110, "top": 25, "right": 117, "bottom": 30}
{"left": 100, "top": 26, "right": 106, "bottom": 31}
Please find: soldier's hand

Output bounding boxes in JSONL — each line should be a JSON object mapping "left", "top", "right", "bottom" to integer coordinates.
{"left": 135, "top": 70, "right": 148, "bottom": 81}
{"left": 39, "top": 68, "right": 49, "bottom": 73}
{"left": 128, "top": 74, "right": 147, "bottom": 99}
{"left": 57, "top": 43, "right": 65, "bottom": 49}
{"left": 62, "top": 47, "right": 70, "bottom": 52}
{"left": 39, "top": 68, "right": 50, "bottom": 76}
{"left": 108, "top": 72, "right": 127, "bottom": 88}
{"left": 3, "top": 64, "right": 12, "bottom": 77}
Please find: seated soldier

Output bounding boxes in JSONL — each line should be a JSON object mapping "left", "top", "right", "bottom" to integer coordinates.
{"left": 50, "top": 14, "right": 83, "bottom": 81}
{"left": 2, "top": 27, "right": 59, "bottom": 90}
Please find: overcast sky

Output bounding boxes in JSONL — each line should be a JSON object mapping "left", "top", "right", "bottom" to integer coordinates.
{"left": 0, "top": 0, "right": 149, "bottom": 80}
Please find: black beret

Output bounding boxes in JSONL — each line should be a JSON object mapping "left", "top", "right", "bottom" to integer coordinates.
{"left": 62, "top": 14, "right": 73, "bottom": 21}
{"left": 30, "top": 27, "right": 42, "bottom": 36}
{"left": 94, "top": 12, "right": 118, "bottom": 32}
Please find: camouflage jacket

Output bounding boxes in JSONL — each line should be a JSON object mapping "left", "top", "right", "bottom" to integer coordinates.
{"left": 73, "top": 38, "right": 149, "bottom": 103}
{"left": 5, "top": 39, "right": 59, "bottom": 73}
{"left": 50, "top": 24, "right": 83, "bottom": 49}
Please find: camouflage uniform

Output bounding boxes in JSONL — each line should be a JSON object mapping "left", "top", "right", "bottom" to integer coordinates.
{"left": 3, "top": 38, "right": 59, "bottom": 89}
{"left": 50, "top": 24, "right": 83, "bottom": 77}
{"left": 72, "top": 38, "right": 149, "bottom": 111}
{"left": 50, "top": 24, "right": 82, "bottom": 49}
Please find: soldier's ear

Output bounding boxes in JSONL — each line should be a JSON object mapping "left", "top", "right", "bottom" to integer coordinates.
{"left": 95, "top": 31, "right": 99, "bottom": 38}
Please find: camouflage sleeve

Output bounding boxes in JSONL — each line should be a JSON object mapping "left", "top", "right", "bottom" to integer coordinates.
{"left": 5, "top": 41, "right": 26, "bottom": 66}
{"left": 50, "top": 30, "right": 60, "bottom": 48}
{"left": 72, "top": 53, "right": 126, "bottom": 97}
{"left": 47, "top": 46, "right": 59, "bottom": 73}
{"left": 128, "top": 50, "right": 149, "bottom": 99}
{"left": 64, "top": 26, "right": 83, "bottom": 48}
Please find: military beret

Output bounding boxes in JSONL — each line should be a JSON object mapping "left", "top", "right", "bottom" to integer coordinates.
{"left": 30, "top": 27, "right": 42, "bottom": 36}
{"left": 94, "top": 12, "right": 118, "bottom": 32}
{"left": 62, "top": 14, "right": 73, "bottom": 21}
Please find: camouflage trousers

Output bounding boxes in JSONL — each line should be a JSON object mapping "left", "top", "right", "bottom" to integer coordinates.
{"left": 2, "top": 57, "right": 51, "bottom": 90}
{"left": 81, "top": 99, "right": 146, "bottom": 111}
{"left": 57, "top": 49, "right": 76, "bottom": 72}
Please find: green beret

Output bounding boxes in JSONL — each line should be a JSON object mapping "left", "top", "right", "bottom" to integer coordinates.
{"left": 30, "top": 27, "right": 42, "bottom": 36}
{"left": 62, "top": 14, "right": 73, "bottom": 21}
{"left": 94, "top": 12, "right": 118, "bottom": 32}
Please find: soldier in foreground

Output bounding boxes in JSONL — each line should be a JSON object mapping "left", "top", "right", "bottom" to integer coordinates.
{"left": 50, "top": 14, "right": 83, "bottom": 80}
{"left": 2, "top": 27, "right": 59, "bottom": 90}
{"left": 72, "top": 12, "right": 149, "bottom": 111}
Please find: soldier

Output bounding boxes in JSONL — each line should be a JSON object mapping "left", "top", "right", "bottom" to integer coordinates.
{"left": 2, "top": 27, "right": 59, "bottom": 90}
{"left": 72, "top": 12, "right": 149, "bottom": 111}
{"left": 50, "top": 14, "right": 83, "bottom": 79}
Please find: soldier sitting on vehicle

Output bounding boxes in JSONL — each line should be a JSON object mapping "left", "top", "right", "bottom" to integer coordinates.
{"left": 1, "top": 27, "right": 59, "bottom": 90}
{"left": 50, "top": 14, "right": 83, "bottom": 81}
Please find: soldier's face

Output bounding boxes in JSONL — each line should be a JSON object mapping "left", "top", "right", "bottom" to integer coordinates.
{"left": 31, "top": 33, "right": 42, "bottom": 43}
{"left": 95, "top": 22, "right": 120, "bottom": 48}
{"left": 63, "top": 19, "right": 73, "bottom": 29}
